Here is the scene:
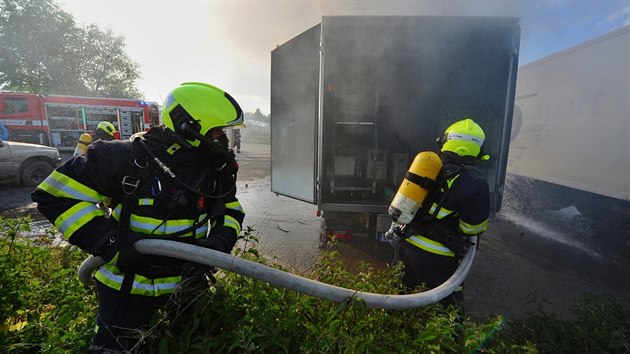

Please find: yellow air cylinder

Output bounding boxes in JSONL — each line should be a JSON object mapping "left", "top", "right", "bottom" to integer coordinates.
{"left": 73, "top": 133, "right": 93, "bottom": 157}
{"left": 388, "top": 151, "right": 443, "bottom": 224}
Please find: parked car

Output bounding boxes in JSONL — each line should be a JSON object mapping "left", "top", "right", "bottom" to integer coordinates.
{"left": 0, "top": 139, "right": 61, "bottom": 187}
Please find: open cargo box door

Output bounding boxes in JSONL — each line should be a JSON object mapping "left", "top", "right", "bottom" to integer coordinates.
{"left": 318, "top": 16, "right": 521, "bottom": 216}
{"left": 271, "top": 24, "right": 321, "bottom": 203}
{"left": 272, "top": 17, "right": 521, "bottom": 216}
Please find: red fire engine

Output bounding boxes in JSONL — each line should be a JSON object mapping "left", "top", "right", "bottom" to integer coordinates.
{"left": 0, "top": 92, "right": 160, "bottom": 149}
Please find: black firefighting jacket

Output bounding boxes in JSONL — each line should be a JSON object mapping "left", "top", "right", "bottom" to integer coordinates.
{"left": 32, "top": 127, "right": 245, "bottom": 296}
{"left": 407, "top": 154, "right": 490, "bottom": 258}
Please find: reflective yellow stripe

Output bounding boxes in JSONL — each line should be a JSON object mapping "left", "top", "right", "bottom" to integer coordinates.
{"left": 38, "top": 170, "right": 106, "bottom": 203}
{"left": 55, "top": 202, "right": 106, "bottom": 239}
{"left": 95, "top": 264, "right": 182, "bottom": 296}
{"left": 138, "top": 198, "right": 154, "bottom": 206}
{"left": 426, "top": 175, "right": 459, "bottom": 219}
{"left": 223, "top": 215, "right": 241, "bottom": 234}
{"left": 447, "top": 174, "right": 460, "bottom": 187}
{"left": 429, "top": 203, "right": 455, "bottom": 219}
{"left": 225, "top": 201, "right": 245, "bottom": 214}
{"left": 406, "top": 235, "right": 455, "bottom": 257}
{"left": 459, "top": 219, "right": 488, "bottom": 235}
{"left": 111, "top": 204, "right": 208, "bottom": 236}
{"left": 166, "top": 143, "right": 181, "bottom": 155}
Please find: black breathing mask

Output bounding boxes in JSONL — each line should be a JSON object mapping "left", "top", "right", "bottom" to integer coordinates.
{"left": 166, "top": 104, "right": 235, "bottom": 166}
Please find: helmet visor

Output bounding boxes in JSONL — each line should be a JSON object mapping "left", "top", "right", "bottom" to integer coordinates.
{"left": 223, "top": 91, "right": 244, "bottom": 127}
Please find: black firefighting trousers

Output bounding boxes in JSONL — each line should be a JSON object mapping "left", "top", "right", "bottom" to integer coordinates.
{"left": 90, "top": 281, "right": 169, "bottom": 353}
{"left": 399, "top": 242, "right": 464, "bottom": 308}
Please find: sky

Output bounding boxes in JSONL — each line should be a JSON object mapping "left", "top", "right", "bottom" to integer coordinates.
{"left": 55, "top": 0, "right": 630, "bottom": 115}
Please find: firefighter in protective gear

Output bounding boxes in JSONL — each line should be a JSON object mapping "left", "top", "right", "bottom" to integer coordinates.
{"left": 73, "top": 121, "right": 118, "bottom": 157}
{"left": 95, "top": 121, "right": 117, "bottom": 141}
{"left": 396, "top": 118, "right": 490, "bottom": 309}
{"left": 32, "top": 82, "right": 246, "bottom": 353}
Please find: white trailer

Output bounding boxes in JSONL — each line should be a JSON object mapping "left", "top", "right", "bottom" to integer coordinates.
{"left": 506, "top": 25, "right": 630, "bottom": 258}
{"left": 508, "top": 25, "right": 630, "bottom": 202}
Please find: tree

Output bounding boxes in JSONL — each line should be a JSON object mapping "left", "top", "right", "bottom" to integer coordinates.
{"left": 0, "top": 0, "right": 142, "bottom": 98}
{"left": 251, "top": 108, "right": 270, "bottom": 124}
{"left": 72, "top": 25, "right": 142, "bottom": 98}
{"left": 0, "top": 0, "right": 76, "bottom": 92}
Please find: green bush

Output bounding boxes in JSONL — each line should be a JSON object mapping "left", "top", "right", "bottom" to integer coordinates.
{"left": 0, "top": 217, "right": 96, "bottom": 353}
{"left": 146, "top": 231, "right": 529, "bottom": 353}
{"left": 1, "top": 218, "right": 628, "bottom": 353}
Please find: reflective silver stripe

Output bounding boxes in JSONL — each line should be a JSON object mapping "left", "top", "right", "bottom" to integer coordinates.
{"left": 41, "top": 173, "right": 101, "bottom": 202}
{"left": 138, "top": 198, "right": 154, "bottom": 206}
{"left": 112, "top": 204, "right": 208, "bottom": 235}
{"left": 459, "top": 219, "right": 487, "bottom": 234}
{"left": 196, "top": 214, "right": 209, "bottom": 237}
{"left": 223, "top": 215, "right": 241, "bottom": 234}
{"left": 225, "top": 201, "right": 245, "bottom": 213}
{"left": 132, "top": 221, "right": 208, "bottom": 236}
{"left": 446, "top": 132, "right": 484, "bottom": 146}
{"left": 406, "top": 235, "right": 455, "bottom": 257}
{"left": 96, "top": 266, "right": 179, "bottom": 292}
{"left": 58, "top": 204, "right": 103, "bottom": 234}
{"left": 436, "top": 208, "right": 452, "bottom": 219}
{"left": 429, "top": 204, "right": 454, "bottom": 219}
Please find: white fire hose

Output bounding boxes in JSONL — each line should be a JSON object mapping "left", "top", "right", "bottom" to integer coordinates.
{"left": 78, "top": 237, "right": 476, "bottom": 310}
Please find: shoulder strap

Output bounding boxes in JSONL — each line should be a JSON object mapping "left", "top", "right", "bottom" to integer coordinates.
{"left": 118, "top": 139, "right": 150, "bottom": 233}
{"left": 113, "top": 139, "right": 151, "bottom": 325}
{"left": 412, "top": 163, "right": 465, "bottom": 225}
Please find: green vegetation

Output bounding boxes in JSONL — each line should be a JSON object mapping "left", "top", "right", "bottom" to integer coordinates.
{"left": 1, "top": 218, "right": 628, "bottom": 353}
{"left": 0, "top": 217, "right": 95, "bottom": 352}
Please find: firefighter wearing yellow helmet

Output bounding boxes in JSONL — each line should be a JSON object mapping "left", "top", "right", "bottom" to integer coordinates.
{"left": 439, "top": 118, "right": 490, "bottom": 160}
{"left": 73, "top": 121, "right": 119, "bottom": 157}
{"left": 33, "top": 82, "right": 245, "bottom": 352}
{"left": 393, "top": 117, "right": 490, "bottom": 309}
{"left": 95, "top": 121, "right": 117, "bottom": 140}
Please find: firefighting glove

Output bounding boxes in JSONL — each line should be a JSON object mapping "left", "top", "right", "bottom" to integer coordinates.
{"left": 113, "top": 232, "right": 150, "bottom": 273}
{"left": 197, "top": 235, "right": 230, "bottom": 254}
{"left": 95, "top": 232, "right": 118, "bottom": 263}
{"left": 192, "top": 236, "right": 227, "bottom": 278}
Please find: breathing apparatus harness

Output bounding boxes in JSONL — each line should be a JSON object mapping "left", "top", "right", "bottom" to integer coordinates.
{"left": 111, "top": 127, "right": 237, "bottom": 324}
{"left": 135, "top": 134, "right": 236, "bottom": 200}
{"left": 115, "top": 102, "right": 239, "bottom": 265}
{"left": 388, "top": 160, "right": 483, "bottom": 261}
{"left": 417, "top": 163, "right": 482, "bottom": 258}
{"left": 119, "top": 130, "right": 236, "bottom": 237}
